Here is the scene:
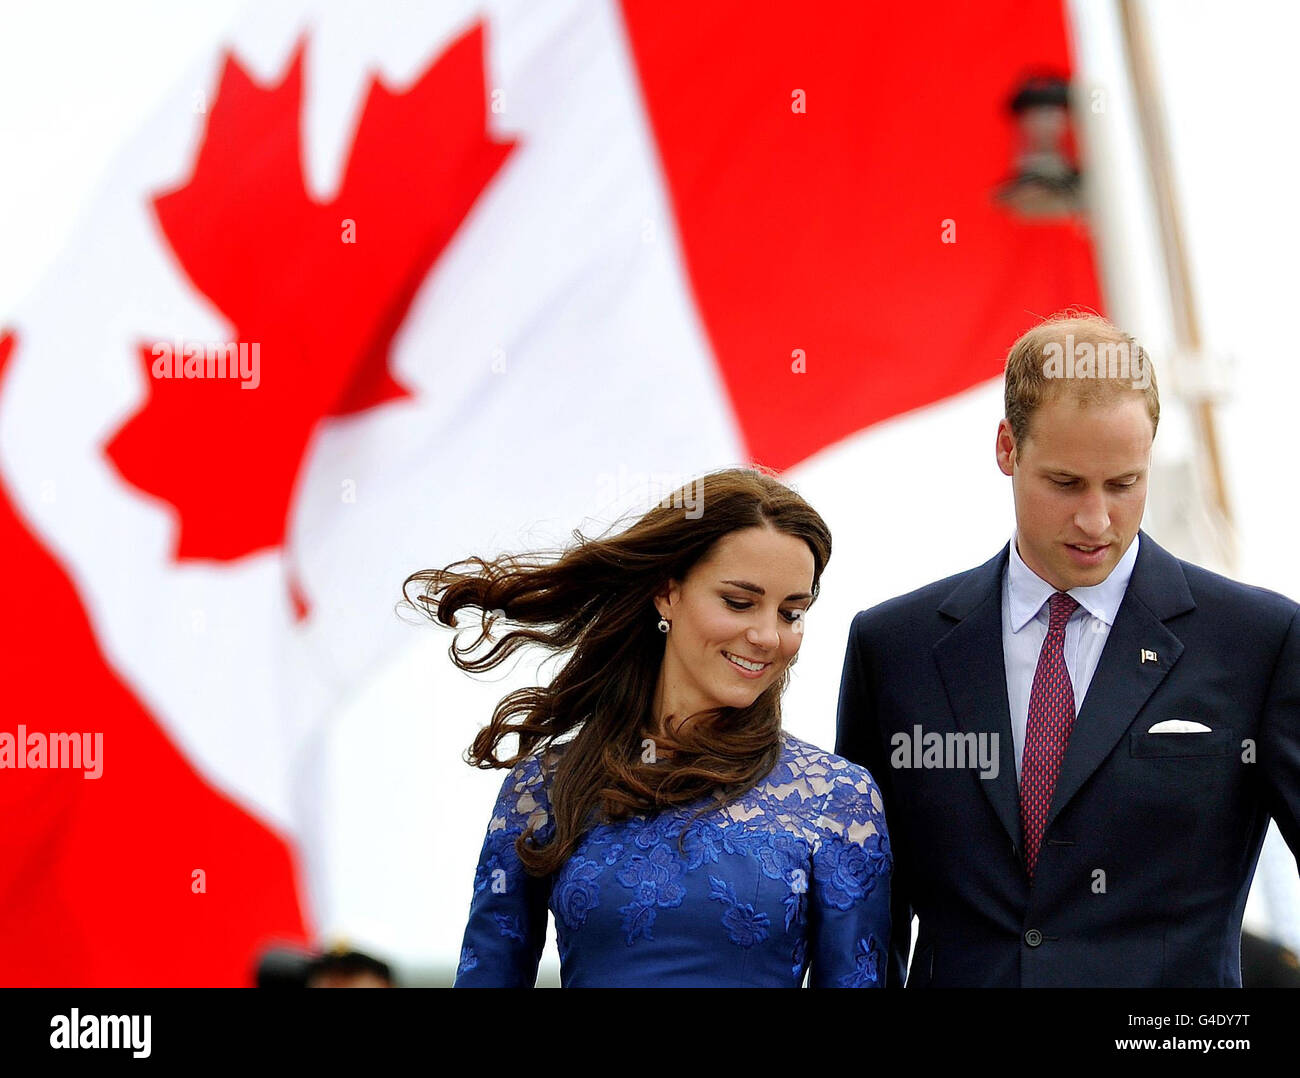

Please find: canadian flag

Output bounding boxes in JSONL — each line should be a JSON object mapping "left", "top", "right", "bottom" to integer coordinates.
{"left": 0, "top": 0, "right": 1099, "bottom": 984}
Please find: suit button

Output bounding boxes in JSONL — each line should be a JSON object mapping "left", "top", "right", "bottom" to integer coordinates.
{"left": 1024, "top": 929, "right": 1043, "bottom": 947}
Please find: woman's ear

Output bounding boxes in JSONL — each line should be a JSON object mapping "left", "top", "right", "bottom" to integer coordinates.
{"left": 654, "top": 580, "right": 680, "bottom": 620}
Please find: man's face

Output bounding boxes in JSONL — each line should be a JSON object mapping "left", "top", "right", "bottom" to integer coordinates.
{"left": 996, "top": 391, "right": 1153, "bottom": 591}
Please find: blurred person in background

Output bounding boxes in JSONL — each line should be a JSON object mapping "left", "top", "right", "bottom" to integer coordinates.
{"left": 404, "top": 467, "right": 890, "bottom": 987}
{"left": 256, "top": 944, "right": 395, "bottom": 987}
{"left": 305, "top": 948, "right": 394, "bottom": 988}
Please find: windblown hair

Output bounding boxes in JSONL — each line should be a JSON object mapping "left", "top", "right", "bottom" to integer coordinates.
{"left": 401, "top": 467, "right": 831, "bottom": 877}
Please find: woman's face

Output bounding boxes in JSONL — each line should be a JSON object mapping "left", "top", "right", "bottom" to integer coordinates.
{"left": 653, "top": 524, "right": 815, "bottom": 724}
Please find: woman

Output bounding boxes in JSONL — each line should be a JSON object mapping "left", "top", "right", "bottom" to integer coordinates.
{"left": 403, "top": 467, "right": 891, "bottom": 987}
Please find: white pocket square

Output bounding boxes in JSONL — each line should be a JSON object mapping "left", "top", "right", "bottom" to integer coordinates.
{"left": 1147, "top": 719, "right": 1213, "bottom": 734}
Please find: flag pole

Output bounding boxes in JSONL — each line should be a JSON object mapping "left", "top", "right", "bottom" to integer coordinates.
{"left": 1115, "top": 0, "right": 1235, "bottom": 567}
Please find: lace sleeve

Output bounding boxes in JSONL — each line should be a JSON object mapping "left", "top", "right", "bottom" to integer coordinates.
{"left": 807, "top": 763, "right": 893, "bottom": 988}
{"left": 452, "top": 753, "right": 556, "bottom": 987}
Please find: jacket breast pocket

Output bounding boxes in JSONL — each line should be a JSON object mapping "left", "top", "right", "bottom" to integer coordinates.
{"left": 1129, "top": 726, "right": 1234, "bottom": 759}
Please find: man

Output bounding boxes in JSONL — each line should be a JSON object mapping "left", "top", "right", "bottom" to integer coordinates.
{"left": 835, "top": 313, "right": 1300, "bottom": 987}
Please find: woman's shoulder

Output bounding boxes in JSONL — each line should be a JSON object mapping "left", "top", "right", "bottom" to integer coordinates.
{"left": 487, "top": 740, "right": 570, "bottom": 834}
{"left": 498, "top": 739, "right": 568, "bottom": 785}
{"left": 776, "top": 731, "right": 887, "bottom": 829}
{"left": 778, "top": 730, "right": 881, "bottom": 791}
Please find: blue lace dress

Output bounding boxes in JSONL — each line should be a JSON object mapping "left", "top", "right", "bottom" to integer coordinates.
{"left": 453, "top": 731, "right": 892, "bottom": 987}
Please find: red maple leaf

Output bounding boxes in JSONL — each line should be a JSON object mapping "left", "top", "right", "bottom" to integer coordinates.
{"left": 107, "top": 23, "right": 516, "bottom": 562}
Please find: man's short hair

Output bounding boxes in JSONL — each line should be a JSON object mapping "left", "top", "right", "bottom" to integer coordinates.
{"left": 1003, "top": 310, "right": 1160, "bottom": 449}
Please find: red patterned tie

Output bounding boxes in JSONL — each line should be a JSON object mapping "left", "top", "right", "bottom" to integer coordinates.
{"left": 1020, "top": 590, "right": 1080, "bottom": 880}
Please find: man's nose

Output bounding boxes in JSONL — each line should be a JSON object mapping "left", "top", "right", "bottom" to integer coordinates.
{"left": 1074, "top": 491, "right": 1110, "bottom": 537}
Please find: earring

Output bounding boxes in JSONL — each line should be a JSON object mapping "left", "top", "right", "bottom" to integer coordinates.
{"left": 657, "top": 617, "right": 670, "bottom": 634}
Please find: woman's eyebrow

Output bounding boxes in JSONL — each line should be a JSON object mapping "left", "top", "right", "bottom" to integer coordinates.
{"left": 720, "top": 579, "right": 813, "bottom": 601}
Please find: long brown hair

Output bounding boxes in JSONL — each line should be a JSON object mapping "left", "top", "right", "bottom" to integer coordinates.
{"left": 401, "top": 466, "right": 831, "bottom": 876}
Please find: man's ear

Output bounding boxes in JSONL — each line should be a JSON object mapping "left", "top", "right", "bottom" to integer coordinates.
{"left": 995, "top": 419, "right": 1018, "bottom": 477}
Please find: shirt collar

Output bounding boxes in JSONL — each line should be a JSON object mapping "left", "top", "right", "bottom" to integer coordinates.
{"left": 1006, "top": 531, "right": 1140, "bottom": 633}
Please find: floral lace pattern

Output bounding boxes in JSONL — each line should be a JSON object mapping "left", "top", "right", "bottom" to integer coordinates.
{"left": 454, "top": 731, "right": 891, "bottom": 988}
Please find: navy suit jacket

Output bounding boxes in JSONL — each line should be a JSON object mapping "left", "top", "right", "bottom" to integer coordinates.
{"left": 834, "top": 530, "right": 1300, "bottom": 987}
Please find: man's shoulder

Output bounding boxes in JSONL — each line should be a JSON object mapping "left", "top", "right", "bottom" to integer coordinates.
{"left": 1170, "top": 555, "right": 1298, "bottom": 633}
{"left": 1132, "top": 532, "right": 1295, "bottom": 621}
{"left": 1176, "top": 557, "right": 1297, "bottom": 613}
{"left": 848, "top": 556, "right": 999, "bottom": 638}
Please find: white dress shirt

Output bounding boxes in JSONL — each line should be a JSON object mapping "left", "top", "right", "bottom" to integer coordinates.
{"left": 1001, "top": 532, "right": 1141, "bottom": 781}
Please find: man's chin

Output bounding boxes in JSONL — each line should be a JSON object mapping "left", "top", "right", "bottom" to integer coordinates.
{"left": 1054, "top": 560, "right": 1114, "bottom": 591}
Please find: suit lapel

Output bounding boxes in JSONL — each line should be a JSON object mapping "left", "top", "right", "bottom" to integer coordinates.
{"left": 1045, "top": 532, "right": 1194, "bottom": 832}
{"left": 931, "top": 532, "right": 1197, "bottom": 859}
{"left": 933, "top": 545, "right": 1023, "bottom": 852}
